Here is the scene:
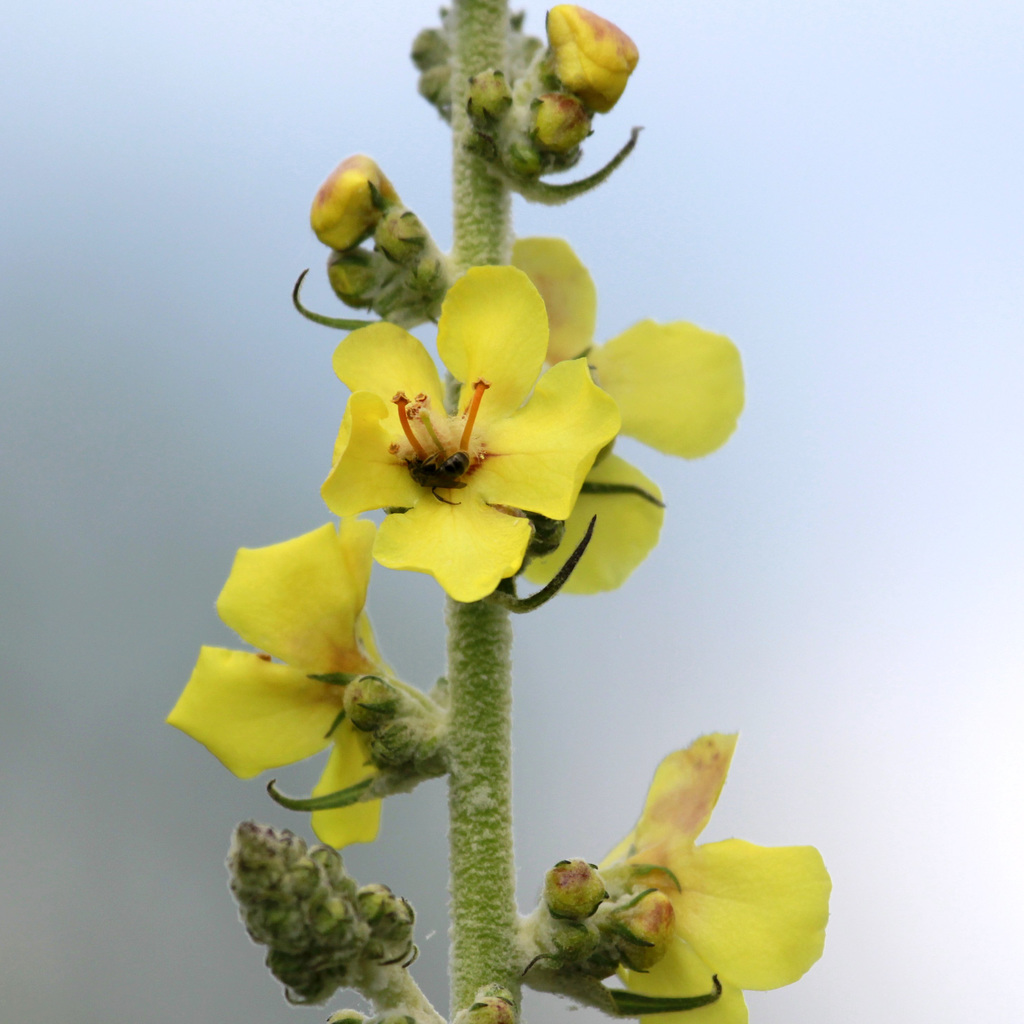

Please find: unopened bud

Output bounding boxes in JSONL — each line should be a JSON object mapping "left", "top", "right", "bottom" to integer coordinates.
{"left": 328, "top": 1014, "right": 367, "bottom": 1024}
{"left": 369, "top": 719, "right": 421, "bottom": 768}
{"left": 607, "top": 888, "right": 675, "bottom": 971}
{"left": 327, "top": 249, "right": 377, "bottom": 307}
{"left": 467, "top": 70, "right": 513, "bottom": 126}
{"left": 344, "top": 675, "right": 400, "bottom": 732}
{"left": 454, "top": 985, "right": 517, "bottom": 1024}
{"left": 524, "top": 513, "right": 566, "bottom": 560}
{"left": 546, "top": 5, "right": 638, "bottom": 113}
{"left": 533, "top": 93, "right": 591, "bottom": 153}
{"left": 545, "top": 859, "right": 607, "bottom": 919}
{"left": 374, "top": 208, "right": 429, "bottom": 265}
{"left": 311, "top": 155, "right": 399, "bottom": 251}
{"left": 418, "top": 65, "right": 452, "bottom": 113}
{"left": 357, "top": 883, "right": 415, "bottom": 940}
{"left": 411, "top": 28, "right": 450, "bottom": 71}
{"left": 549, "top": 918, "right": 600, "bottom": 961}
{"left": 504, "top": 141, "right": 543, "bottom": 178}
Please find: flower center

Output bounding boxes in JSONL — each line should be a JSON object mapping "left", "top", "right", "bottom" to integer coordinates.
{"left": 390, "top": 380, "right": 490, "bottom": 502}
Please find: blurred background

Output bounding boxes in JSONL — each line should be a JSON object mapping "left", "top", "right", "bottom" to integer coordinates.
{"left": 2, "top": 0, "right": 1022, "bottom": 1020}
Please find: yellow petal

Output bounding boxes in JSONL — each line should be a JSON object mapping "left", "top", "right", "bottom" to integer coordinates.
{"left": 310, "top": 725, "right": 382, "bottom": 848}
{"left": 621, "top": 936, "right": 749, "bottom": 1024}
{"left": 522, "top": 454, "right": 663, "bottom": 593}
{"left": 437, "top": 266, "right": 549, "bottom": 422}
{"left": 373, "top": 498, "right": 532, "bottom": 603}
{"left": 215, "top": 522, "right": 378, "bottom": 675}
{"left": 166, "top": 647, "right": 340, "bottom": 778}
{"left": 322, "top": 391, "right": 422, "bottom": 516}
{"left": 590, "top": 321, "right": 744, "bottom": 458}
{"left": 511, "top": 237, "right": 596, "bottom": 363}
{"left": 332, "top": 321, "right": 444, "bottom": 409}
{"left": 671, "top": 839, "right": 831, "bottom": 990}
{"left": 481, "top": 358, "right": 620, "bottom": 520}
{"left": 634, "top": 735, "right": 738, "bottom": 854}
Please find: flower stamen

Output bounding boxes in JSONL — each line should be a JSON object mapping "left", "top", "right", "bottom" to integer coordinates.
{"left": 393, "top": 392, "right": 427, "bottom": 458}
{"left": 418, "top": 409, "right": 446, "bottom": 455}
{"left": 460, "top": 379, "right": 491, "bottom": 451}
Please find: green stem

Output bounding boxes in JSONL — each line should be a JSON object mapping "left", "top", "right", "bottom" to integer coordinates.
{"left": 447, "top": 2, "right": 516, "bottom": 1016}
{"left": 450, "top": 0, "right": 511, "bottom": 272}
{"left": 446, "top": 598, "right": 516, "bottom": 1014}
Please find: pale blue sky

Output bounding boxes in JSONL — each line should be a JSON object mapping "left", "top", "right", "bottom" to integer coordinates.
{"left": 2, "top": 2, "right": 1022, "bottom": 1021}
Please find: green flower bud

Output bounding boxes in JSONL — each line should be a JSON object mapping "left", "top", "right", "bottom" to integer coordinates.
{"left": 533, "top": 93, "right": 591, "bottom": 153}
{"left": 467, "top": 70, "right": 513, "bottom": 127}
{"left": 327, "top": 1013, "right": 368, "bottom": 1024}
{"left": 454, "top": 985, "right": 517, "bottom": 1024}
{"left": 548, "top": 917, "right": 600, "bottom": 961}
{"left": 418, "top": 65, "right": 452, "bottom": 116}
{"left": 344, "top": 675, "right": 400, "bottom": 732}
{"left": 545, "top": 859, "right": 607, "bottom": 919}
{"left": 327, "top": 248, "right": 377, "bottom": 308}
{"left": 524, "top": 513, "right": 565, "bottom": 560}
{"left": 357, "top": 883, "right": 415, "bottom": 940}
{"left": 504, "top": 141, "right": 543, "bottom": 178}
{"left": 607, "top": 889, "right": 675, "bottom": 971}
{"left": 411, "top": 27, "right": 450, "bottom": 71}
{"left": 375, "top": 209, "right": 429, "bottom": 265}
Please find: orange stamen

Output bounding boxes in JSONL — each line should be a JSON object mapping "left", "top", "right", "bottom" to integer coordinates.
{"left": 460, "top": 379, "right": 491, "bottom": 450}
{"left": 393, "top": 392, "right": 427, "bottom": 458}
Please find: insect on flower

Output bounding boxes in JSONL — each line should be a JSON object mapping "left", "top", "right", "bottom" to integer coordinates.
{"left": 408, "top": 449, "right": 471, "bottom": 504}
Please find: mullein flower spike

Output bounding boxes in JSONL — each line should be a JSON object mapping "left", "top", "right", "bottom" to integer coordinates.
{"left": 229, "top": 823, "right": 420, "bottom": 1005}
{"left": 512, "top": 237, "right": 744, "bottom": 593}
{"left": 321, "top": 265, "right": 619, "bottom": 602}
{"left": 602, "top": 734, "right": 832, "bottom": 1023}
{"left": 167, "top": 520, "right": 388, "bottom": 848}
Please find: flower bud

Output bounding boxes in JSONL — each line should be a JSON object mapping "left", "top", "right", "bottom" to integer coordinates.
{"left": 546, "top": 6, "right": 638, "bottom": 113}
{"left": 411, "top": 27, "right": 450, "bottom": 71}
{"left": 467, "top": 70, "right": 513, "bottom": 126}
{"left": 344, "top": 675, "right": 400, "bottom": 732}
{"left": 374, "top": 208, "right": 429, "bottom": 265}
{"left": 418, "top": 65, "right": 452, "bottom": 115}
{"left": 310, "top": 155, "right": 399, "bottom": 251}
{"left": 533, "top": 93, "right": 591, "bottom": 153}
{"left": 545, "top": 859, "right": 607, "bottom": 919}
{"left": 357, "top": 883, "right": 416, "bottom": 941}
{"left": 503, "top": 141, "right": 543, "bottom": 178}
{"left": 327, "top": 249, "right": 378, "bottom": 308}
{"left": 453, "top": 985, "right": 517, "bottom": 1024}
{"left": 607, "top": 888, "right": 675, "bottom": 971}
{"left": 548, "top": 918, "right": 600, "bottom": 961}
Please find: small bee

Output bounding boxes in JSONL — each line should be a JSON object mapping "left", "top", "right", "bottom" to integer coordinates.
{"left": 408, "top": 450, "right": 471, "bottom": 504}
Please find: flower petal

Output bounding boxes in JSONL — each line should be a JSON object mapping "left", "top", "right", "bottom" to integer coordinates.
{"left": 481, "top": 357, "right": 620, "bottom": 520}
{"left": 621, "top": 936, "right": 749, "bottom": 1024}
{"left": 373, "top": 498, "right": 532, "bottom": 603}
{"left": 166, "top": 647, "right": 339, "bottom": 778}
{"left": 671, "top": 839, "right": 832, "bottom": 990}
{"left": 216, "top": 521, "right": 378, "bottom": 675}
{"left": 590, "top": 321, "right": 744, "bottom": 458}
{"left": 323, "top": 391, "right": 422, "bottom": 516}
{"left": 437, "top": 266, "right": 549, "bottom": 421}
{"left": 310, "top": 725, "right": 382, "bottom": 848}
{"left": 522, "top": 454, "right": 663, "bottom": 593}
{"left": 332, "top": 321, "right": 444, "bottom": 408}
{"left": 512, "top": 237, "right": 596, "bottom": 363}
{"left": 634, "top": 734, "right": 738, "bottom": 854}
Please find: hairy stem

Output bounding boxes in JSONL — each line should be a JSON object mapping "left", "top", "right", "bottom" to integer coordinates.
{"left": 446, "top": 597, "right": 516, "bottom": 1015}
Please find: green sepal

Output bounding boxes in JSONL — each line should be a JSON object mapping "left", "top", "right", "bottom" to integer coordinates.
{"left": 620, "top": 887, "right": 658, "bottom": 911}
{"left": 488, "top": 515, "right": 596, "bottom": 613}
{"left": 510, "top": 128, "right": 641, "bottom": 206}
{"left": 323, "top": 708, "right": 347, "bottom": 739}
{"left": 579, "top": 481, "right": 665, "bottom": 509}
{"left": 605, "top": 922, "right": 655, "bottom": 948}
{"left": 607, "top": 977, "right": 722, "bottom": 1016}
{"left": 628, "top": 864, "right": 682, "bottom": 891}
{"left": 308, "top": 671, "right": 362, "bottom": 686}
{"left": 266, "top": 777, "right": 374, "bottom": 812}
{"left": 293, "top": 269, "right": 376, "bottom": 330}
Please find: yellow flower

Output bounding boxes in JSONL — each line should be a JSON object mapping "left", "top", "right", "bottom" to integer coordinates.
{"left": 167, "top": 520, "right": 384, "bottom": 848}
{"left": 321, "top": 265, "right": 620, "bottom": 603}
{"left": 310, "top": 154, "right": 399, "bottom": 251}
{"left": 546, "top": 6, "right": 639, "bottom": 114}
{"left": 602, "top": 734, "right": 832, "bottom": 1024}
{"left": 512, "top": 237, "right": 745, "bottom": 593}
